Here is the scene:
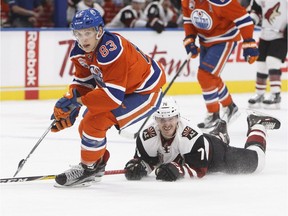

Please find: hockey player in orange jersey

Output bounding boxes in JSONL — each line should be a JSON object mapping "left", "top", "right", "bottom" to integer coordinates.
{"left": 50, "top": 8, "right": 166, "bottom": 187}
{"left": 182, "top": 0, "right": 259, "bottom": 129}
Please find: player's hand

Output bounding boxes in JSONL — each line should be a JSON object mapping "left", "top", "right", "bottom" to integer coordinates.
{"left": 146, "top": 18, "right": 165, "bottom": 34}
{"left": 124, "top": 158, "right": 148, "bottom": 180}
{"left": 155, "top": 162, "right": 184, "bottom": 181}
{"left": 51, "top": 88, "right": 82, "bottom": 132}
{"left": 242, "top": 38, "right": 259, "bottom": 64}
{"left": 183, "top": 35, "right": 199, "bottom": 58}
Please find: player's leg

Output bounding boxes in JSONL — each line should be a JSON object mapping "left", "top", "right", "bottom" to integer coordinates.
{"left": 225, "top": 113, "right": 281, "bottom": 174}
{"left": 55, "top": 111, "right": 115, "bottom": 187}
{"left": 248, "top": 39, "right": 268, "bottom": 108}
{"left": 197, "top": 41, "right": 238, "bottom": 129}
{"left": 111, "top": 91, "right": 163, "bottom": 130}
{"left": 262, "top": 38, "right": 287, "bottom": 109}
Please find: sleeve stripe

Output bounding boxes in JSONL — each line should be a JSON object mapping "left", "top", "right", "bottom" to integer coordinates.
{"left": 102, "top": 88, "right": 124, "bottom": 105}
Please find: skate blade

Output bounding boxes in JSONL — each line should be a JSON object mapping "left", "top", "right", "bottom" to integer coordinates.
{"left": 248, "top": 103, "right": 262, "bottom": 109}
{"left": 262, "top": 103, "right": 280, "bottom": 110}
{"left": 246, "top": 109, "right": 271, "bottom": 117}
{"left": 53, "top": 181, "right": 93, "bottom": 188}
{"left": 221, "top": 110, "right": 241, "bottom": 125}
{"left": 227, "top": 111, "right": 241, "bottom": 125}
{"left": 92, "top": 176, "right": 102, "bottom": 183}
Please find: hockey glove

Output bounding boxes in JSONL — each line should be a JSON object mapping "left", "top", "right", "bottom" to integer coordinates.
{"left": 183, "top": 35, "right": 199, "bottom": 58}
{"left": 166, "top": 21, "right": 178, "bottom": 28}
{"left": 242, "top": 38, "right": 259, "bottom": 64}
{"left": 146, "top": 18, "right": 165, "bottom": 34}
{"left": 124, "top": 158, "right": 148, "bottom": 180}
{"left": 51, "top": 88, "right": 82, "bottom": 132}
{"left": 155, "top": 162, "right": 184, "bottom": 181}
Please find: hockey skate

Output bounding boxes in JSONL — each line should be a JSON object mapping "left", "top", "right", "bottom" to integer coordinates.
{"left": 247, "top": 113, "right": 281, "bottom": 133}
{"left": 248, "top": 94, "right": 264, "bottom": 108}
{"left": 209, "top": 119, "right": 230, "bottom": 145}
{"left": 262, "top": 93, "right": 281, "bottom": 109}
{"left": 221, "top": 102, "right": 240, "bottom": 124}
{"left": 55, "top": 151, "right": 109, "bottom": 188}
{"left": 197, "top": 112, "right": 221, "bottom": 129}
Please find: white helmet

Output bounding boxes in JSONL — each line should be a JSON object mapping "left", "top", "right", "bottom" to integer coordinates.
{"left": 154, "top": 97, "right": 180, "bottom": 119}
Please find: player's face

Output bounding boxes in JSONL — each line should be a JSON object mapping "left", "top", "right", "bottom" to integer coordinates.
{"left": 155, "top": 116, "right": 178, "bottom": 138}
{"left": 162, "top": 0, "right": 171, "bottom": 9}
{"left": 73, "top": 27, "right": 98, "bottom": 52}
{"left": 132, "top": 2, "right": 145, "bottom": 12}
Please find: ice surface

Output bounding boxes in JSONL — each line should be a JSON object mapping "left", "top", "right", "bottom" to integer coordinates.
{"left": 0, "top": 93, "right": 287, "bottom": 216}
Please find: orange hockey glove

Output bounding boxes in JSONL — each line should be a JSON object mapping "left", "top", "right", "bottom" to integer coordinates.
{"left": 183, "top": 35, "right": 199, "bottom": 58}
{"left": 51, "top": 88, "right": 82, "bottom": 132}
{"left": 242, "top": 38, "right": 259, "bottom": 64}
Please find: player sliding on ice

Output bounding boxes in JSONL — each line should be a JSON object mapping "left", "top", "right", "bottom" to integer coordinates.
{"left": 51, "top": 8, "right": 166, "bottom": 187}
{"left": 124, "top": 98, "right": 280, "bottom": 181}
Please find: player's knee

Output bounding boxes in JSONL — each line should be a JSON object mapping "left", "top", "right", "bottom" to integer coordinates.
{"left": 197, "top": 68, "right": 217, "bottom": 88}
{"left": 266, "top": 56, "right": 282, "bottom": 69}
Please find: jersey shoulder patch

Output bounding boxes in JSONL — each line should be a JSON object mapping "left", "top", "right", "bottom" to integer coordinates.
{"left": 96, "top": 32, "right": 123, "bottom": 65}
{"left": 181, "top": 126, "right": 199, "bottom": 140}
{"left": 142, "top": 126, "right": 157, "bottom": 141}
{"left": 209, "top": 0, "right": 232, "bottom": 6}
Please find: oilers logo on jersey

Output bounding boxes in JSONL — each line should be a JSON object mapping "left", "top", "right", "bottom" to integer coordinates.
{"left": 191, "top": 9, "right": 212, "bottom": 30}
{"left": 78, "top": 58, "right": 89, "bottom": 68}
{"left": 89, "top": 65, "right": 105, "bottom": 88}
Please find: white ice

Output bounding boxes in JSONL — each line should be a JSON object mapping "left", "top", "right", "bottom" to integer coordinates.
{"left": 0, "top": 93, "right": 287, "bottom": 216}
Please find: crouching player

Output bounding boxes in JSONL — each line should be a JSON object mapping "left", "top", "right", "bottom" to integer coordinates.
{"left": 124, "top": 98, "right": 281, "bottom": 181}
{"left": 51, "top": 8, "right": 166, "bottom": 187}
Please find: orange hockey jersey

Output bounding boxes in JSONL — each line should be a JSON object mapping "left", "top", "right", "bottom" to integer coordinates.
{"left": 182, "top": 0, "right": 255, "bottom": 46}
{"left": 69, "top": 31, "right": 166, "bottom": 115}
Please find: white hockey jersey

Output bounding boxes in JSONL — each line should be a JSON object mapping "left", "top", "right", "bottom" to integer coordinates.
{"left": 251, "top": 0, "right": 287, "bottom": 40}
{"left": 105, "top": 5, "right": 148, "bottom": 28}
{"left": 144, "top": 1, "right": 177, "bottom": 27}
{"left": 136, "top": 117, "right": 210, "bottom": 178}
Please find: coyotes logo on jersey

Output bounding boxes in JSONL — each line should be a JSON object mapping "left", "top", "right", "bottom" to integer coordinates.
{"left": 143, "top": 126, "right": 157, "bottom": 141}
{"left": 265, "top": 2, "right": 281, "bottom": 25}
{"left": 182, "top": 126, "right": 198, "bottom": 140}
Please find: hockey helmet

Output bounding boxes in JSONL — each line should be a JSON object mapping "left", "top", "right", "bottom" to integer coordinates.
{"left": 70, "top": 8, "right": 104, "bottom": 31}
{"left": 154, "top": 97, "right": 180, "bottom": 119}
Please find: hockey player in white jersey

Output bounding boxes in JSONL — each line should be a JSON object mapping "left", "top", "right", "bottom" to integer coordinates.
{"left": 105, "top": 0, "right": 165, "bottom": 33}
{"left": 248, "top": 0, "right": 287, "bottom": 109}
{"left": 144, "top": 0, "right": 179, "bottom": 29}
{"left": 124, "top": 97, "right": 281, "bottom": 181}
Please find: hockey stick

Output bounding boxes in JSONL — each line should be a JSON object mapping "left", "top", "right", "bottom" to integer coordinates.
{"left": 119, "top": 54, "right": 191, "bottom": 139}
{"left": 1, "top": 169, "right": 126, "bottom": 183}
{"left": 13, "top": 120, "right": 56, "bottom": 177}
{"left": 254, "top": 26, "right": 283, "bottom": 33}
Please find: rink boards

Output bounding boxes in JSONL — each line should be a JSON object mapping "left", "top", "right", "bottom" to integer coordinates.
{"left": 0, "top": 29, "right": 287, "bottom": 100}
